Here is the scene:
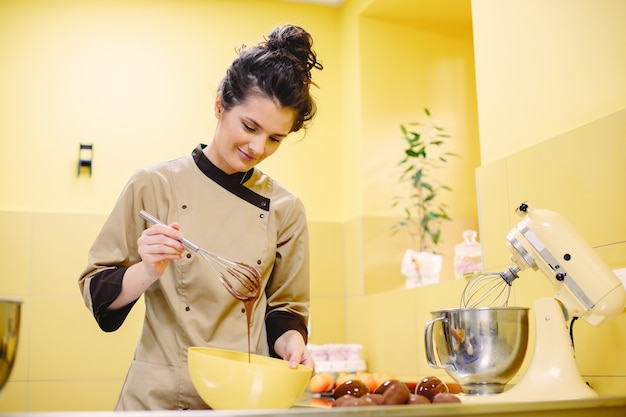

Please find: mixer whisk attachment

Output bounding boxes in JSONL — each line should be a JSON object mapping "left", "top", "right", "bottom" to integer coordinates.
{"left": 138, "top": 210, "right": 262, "bottom": 301}
{"left": 460, "top": 266, "right": 520, "bottom": 308}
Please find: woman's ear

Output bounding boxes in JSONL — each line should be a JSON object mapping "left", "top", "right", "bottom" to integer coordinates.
{"left": 214, "top": 93, "right": 223, "bottom": 119}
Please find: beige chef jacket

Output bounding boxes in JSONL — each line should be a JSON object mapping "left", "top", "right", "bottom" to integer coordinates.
{"left": 78, "top": 144, "right": 310, "bottom": 410}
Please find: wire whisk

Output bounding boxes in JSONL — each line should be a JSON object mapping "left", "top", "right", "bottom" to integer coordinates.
{"left": 138, "top": 210, "right": 262, "bottom": 301}
{"left": 460, "top": 266, "right": 520, "bottom": 308}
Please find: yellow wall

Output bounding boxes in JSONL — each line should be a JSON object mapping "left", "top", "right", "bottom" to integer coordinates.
{"left": 467, "top": 0, "right": 626, "bottom": 395}
{"left": 2, "top": 0, "right": 625, "bottom": 412}
{"left": 0, "top": 0, "right": 343, "bottom": 219}
{"left": 344, "top": 0, "right": 626, "bottom": 398}
{"left": 357, "top": 9, "right": 480, "bottom": 292}
{"left": 472, "top": 0, "right": 626, "bottom": 164}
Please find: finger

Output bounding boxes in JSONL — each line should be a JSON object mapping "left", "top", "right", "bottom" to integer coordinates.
{"left": 289, "top": 357, "right": 299, "bottom": 369}
{"left": 298, "top": 348, "right": 315, "bottom": 370}
{"left": 285, "top": 347, "right": 306, "bottom": 369}
{"left": 301, "top": 360, "right": 315, "bottom": 375}
{"left": 145, "top": 223, "right": 182, "bottom": 241}
{"left": 140, "top": 225, "right": 184, "bottom": 252}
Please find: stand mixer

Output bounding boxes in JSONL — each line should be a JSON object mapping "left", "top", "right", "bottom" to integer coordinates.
{"left": 468, "top": 203, "right": 626, "bottom": 402}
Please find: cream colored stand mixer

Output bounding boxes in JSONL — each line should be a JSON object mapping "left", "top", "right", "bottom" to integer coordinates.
{"left": 467, "top": 203, "right": 626, "bottom": 402}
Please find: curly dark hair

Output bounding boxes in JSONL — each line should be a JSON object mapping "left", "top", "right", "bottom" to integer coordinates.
{"left": 218, "top": 24, "right": 323, "bottom": 132}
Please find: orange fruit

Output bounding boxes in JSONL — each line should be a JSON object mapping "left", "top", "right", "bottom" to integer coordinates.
{"left": 319, "top": 372, "right": 335, "bottom": 387}
{"left": 334, "top": 372, "right": 354, "bottom": 389}
{"left": 356, "top": 372, "right": 379, "bottom": 393}
{"left": 309, "top": 373, "right": 334, "bottom": 393}
{"left": 372, "top": 371, "right": 396, "bottom": 387}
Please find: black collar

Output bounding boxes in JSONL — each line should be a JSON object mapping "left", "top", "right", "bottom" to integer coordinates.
{"left": 192, "top": 144, "right": 270, "bottom": 211}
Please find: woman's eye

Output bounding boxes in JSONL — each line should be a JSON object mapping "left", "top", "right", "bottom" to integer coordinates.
{"left": 243, "top": 122, "right": 255, "bottom": 132}
{"left": 269, "top": 137, "right": 281, "bottom": 143}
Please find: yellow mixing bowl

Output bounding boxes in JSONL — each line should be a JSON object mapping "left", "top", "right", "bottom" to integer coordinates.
{"left": 188, "top": 346, "right": 312, "bottom": 410}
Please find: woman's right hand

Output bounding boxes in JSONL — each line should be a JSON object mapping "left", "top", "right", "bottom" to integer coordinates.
{"left": 107, "top": 222, "right": 185, "bottom": 311}
{"left": 137, "top": 222, "right": 185, "bottom": 281}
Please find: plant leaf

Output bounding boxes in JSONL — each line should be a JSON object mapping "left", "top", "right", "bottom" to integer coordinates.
{"left": 391, "top": 107, "right": 458, "bottom": 252}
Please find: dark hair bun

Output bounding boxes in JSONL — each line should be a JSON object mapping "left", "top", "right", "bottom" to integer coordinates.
{"left": 265, "top": 25, "right": 323, "bottom": 85}
{"left": 219, "top": 24, "right": 323, "bottom": 132}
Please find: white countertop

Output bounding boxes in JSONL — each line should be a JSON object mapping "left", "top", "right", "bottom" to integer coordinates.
{"left": 1, "top": 396, "right": 625, "bottom": 417}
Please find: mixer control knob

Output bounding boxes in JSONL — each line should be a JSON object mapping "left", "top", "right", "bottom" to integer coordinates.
{"left": 555, "top": 272, "right": 566, "bottom": 281}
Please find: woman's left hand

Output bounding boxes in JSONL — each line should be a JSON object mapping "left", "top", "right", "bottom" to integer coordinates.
{"left": 274, "top": 330, "right": 315, "bottom": 371}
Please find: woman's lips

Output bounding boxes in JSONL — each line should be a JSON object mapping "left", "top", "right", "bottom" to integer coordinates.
{"left": 238, "top": 147, "right": 259, "bottom": 162}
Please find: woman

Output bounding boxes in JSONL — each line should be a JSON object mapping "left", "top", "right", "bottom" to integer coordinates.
{"left": 79, "top": 24, "right": 323, "bottom": 410}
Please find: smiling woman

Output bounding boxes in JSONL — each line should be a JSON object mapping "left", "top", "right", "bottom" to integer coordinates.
{"left": 208, "top": 96, "right": 295, "bottom": 174}
{"left": 78, "top": 24, "right": 323, "bottom": 411}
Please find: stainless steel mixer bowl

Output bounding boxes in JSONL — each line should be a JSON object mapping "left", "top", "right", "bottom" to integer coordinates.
{"left": 0, "top": 299, "right": 22, "bottom": 394}
{"left": 425, "top": 307, "right": 529, "bottom": 395}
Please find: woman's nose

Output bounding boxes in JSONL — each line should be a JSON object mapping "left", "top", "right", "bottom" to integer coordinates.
{"left": 247, "top": 134, "right": 265, "bottom": 156}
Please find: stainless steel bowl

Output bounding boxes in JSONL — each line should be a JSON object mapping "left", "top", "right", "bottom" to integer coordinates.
{"left": 0, "top": 299, "right": 22, "bottom": 393}
{"left": 425, "top": 307, "right": 529, "bottom": 395}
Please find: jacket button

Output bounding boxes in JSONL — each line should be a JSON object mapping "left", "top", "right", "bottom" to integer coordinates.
{"left": 185, "top": 306, "right": 191, "bottom": 312}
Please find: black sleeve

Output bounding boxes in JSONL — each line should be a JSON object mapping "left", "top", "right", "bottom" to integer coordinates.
{"left": 265, "top": 310, "right": 308, "bottom": 358}
{"left": 90, "top": 267, "right": 138, "bottom": 332}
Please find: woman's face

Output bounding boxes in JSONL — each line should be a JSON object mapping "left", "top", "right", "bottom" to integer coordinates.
{"left": 207, "top": 94, "right": 296, "bottom": 174}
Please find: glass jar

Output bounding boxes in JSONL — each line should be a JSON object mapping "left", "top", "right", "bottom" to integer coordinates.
{"left": 453, "top": 230, "right": 483, "bottom": 279}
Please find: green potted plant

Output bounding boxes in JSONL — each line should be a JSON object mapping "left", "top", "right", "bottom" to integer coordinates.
{"left": 392, "top": 108, "right": 458, "bottom": 287}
